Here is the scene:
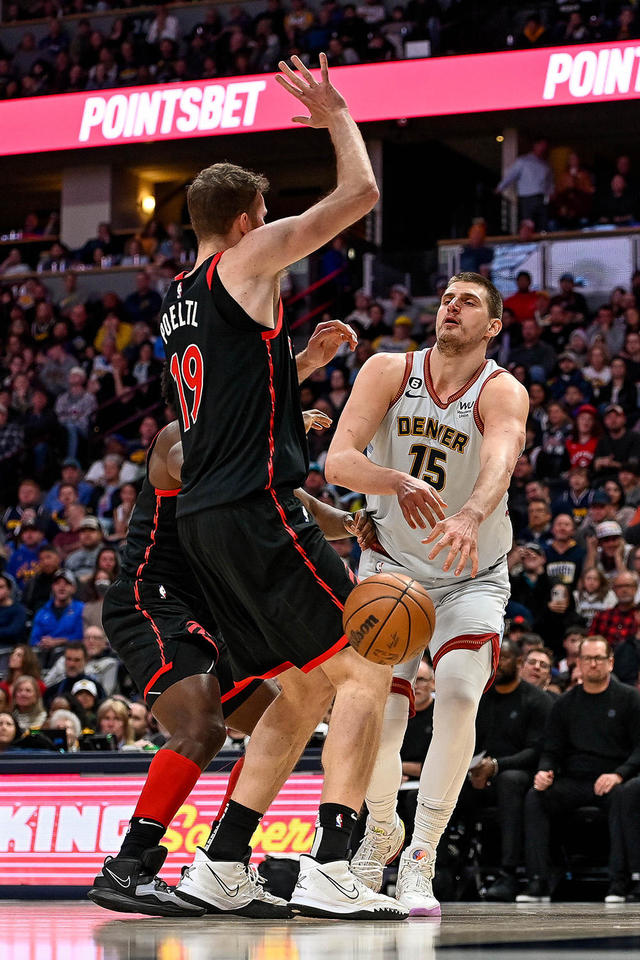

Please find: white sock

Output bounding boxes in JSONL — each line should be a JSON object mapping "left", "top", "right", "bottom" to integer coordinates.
{"left": 365, "top": 693, "right": 409, "bottom": 827}
{"left": 410, "top": 645, "right": 491, "bottom": 857}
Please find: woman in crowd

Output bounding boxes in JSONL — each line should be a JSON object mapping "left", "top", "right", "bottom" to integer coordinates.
{"left": 573, "top": 566, "right": 617, "bottom": 627}
{"left": 604, "top": 479, "right": 636, "bottom": 531}
{"left": 47, "top": 708, "right": 82, "bottom": 752}
{"left": 1, "top": 644, "right": 46, "bottom": 699}
{"left": 528, "top": 381, "right": 550, "bottom": 433}
{"left": 599, "top": 355, "right": 638, "bottom": 419}
{"left": 565, "top": 403, "right": 601, "bottom": 470}
{"left": 582, "top": 343, "right": 611, "bottom": 403}
{"left": 0, "top": 711, "right": 20, "bottom": 753}
{"left": 12, "top": 675, "right": 47, "bottom": 730}
{"left": 96, "top": 697, "right": 133, "bottom": 749}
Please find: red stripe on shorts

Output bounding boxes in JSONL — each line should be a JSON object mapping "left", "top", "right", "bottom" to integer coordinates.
{"left": 270, "top": 488, "right": 345, "bottom": 611}
{"left": 432, "top": 632, "right": 500, "bottom": 693}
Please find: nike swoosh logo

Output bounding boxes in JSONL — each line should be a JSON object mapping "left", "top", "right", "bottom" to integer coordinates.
{"left": 405, "top": 392, "right": 431, "bottom": 400}
{"left": 105, "top": 867, "right": 131, "bottom": 889}
{"left": 205, "top": 863, "right": 240, "bottom": 898}
{"left": 318, "top": 870, "right": 360, "bottom": 900}
{"left": 138, "top": 818, "right": 161, "bottom": 827}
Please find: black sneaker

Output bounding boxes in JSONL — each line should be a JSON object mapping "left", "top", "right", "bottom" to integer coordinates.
{"left": 484, "top": 873, "right": 518, "bottom": 902}
{"left": 626, "top": 881, "right": 640, "bottom": 903}
{"left": 515, "top": 877, "right": 550, "bottom": 903}
{"left": 88, "top": 845, "right": 206, "bottom": 917}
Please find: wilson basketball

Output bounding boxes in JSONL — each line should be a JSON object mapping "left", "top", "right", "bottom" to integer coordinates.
{"left": 343, "top": 573, "right": 435, "bottom": 665}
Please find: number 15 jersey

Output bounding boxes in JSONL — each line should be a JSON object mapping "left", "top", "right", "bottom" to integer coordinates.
{"left": 366, "top": 348, "right": 514, "bottom": 581}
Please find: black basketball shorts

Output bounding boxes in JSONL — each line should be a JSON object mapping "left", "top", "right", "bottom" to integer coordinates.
{"left": 102, "top": 578, "right": 261, "bottom": 711}
{"left": 177, "top": 488, "right": 356, "bottom": 684}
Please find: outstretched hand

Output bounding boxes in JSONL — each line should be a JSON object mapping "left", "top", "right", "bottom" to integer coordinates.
{"left": 306, "top": 319, "right": 358, "bottom": 365}
{"left": 276, "top": 53, "right": 348, "bottom": 127}
{"left": 422, "top": 508, "right": 480, "bottom": 578}
{"left": 303, "top": 408, "right": 333, "bottom": 433}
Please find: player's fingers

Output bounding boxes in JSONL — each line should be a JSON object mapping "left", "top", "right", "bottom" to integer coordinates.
{"left": 401, "top": 503, "right": 416, "bottom": 529}
{"left": 417, "top": 505, "right": 438, "bottom": 529}
{"left": 441, "top": 541, "right": 461, "bottom": 573}
{"left": 275, "top": 76, "right": 307, "bottom": 101}
{"left": 427, "top": 535, "right": 451, "bottom": 560}
{"left": 469, "top": 543, "right": 479, "bottom": 578}
{"left": 421, "top": 522, "right": 444, "bottom": 544}
{"left": 278, "top": 59, "right": 307, "bottom": 89}
{"left": 319, "top": 51, "right": 329, "bottom": 83}
{"left": 454, "top": 543, "right": 470, "bottom": 577}
{"left": 291, "top": 55, "right": 317, "bottom": 85}
{"left": 291, "top": 116, "right": 313, "bottom": 126}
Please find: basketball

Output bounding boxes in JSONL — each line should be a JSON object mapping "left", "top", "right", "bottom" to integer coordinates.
{"left": 343, "top": 573, "right": 435, "bottom": 666}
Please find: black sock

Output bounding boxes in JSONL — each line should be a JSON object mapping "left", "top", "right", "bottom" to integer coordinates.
{"left": 310, "top": 803, "right": 359, "bottom": 864}
{"left": 205, "top": 799, "right": 262, "bottom": 862}
{"left": 119, "top": 816, "right": 165, "bottom": 859}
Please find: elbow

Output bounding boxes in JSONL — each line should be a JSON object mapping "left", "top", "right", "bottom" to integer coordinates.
{"left": 324, "top": 451, "right": 340, "bottom": 485}
{"left": 359, "top": 181, "right": 380, "bottom": 210}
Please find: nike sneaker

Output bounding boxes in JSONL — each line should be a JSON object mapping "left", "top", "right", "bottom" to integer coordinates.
{"left": 290, "top": 854, "right": 409, "bottom": 920}
{"left": 350, "top": 814, "right": 405, "bottom": 892}
{"left": 175, "top": 846, "right": 290, "bottom": 918}
{"left": 88, "top": 845, "right": 204, "bottom": 917}
{"left": 396, "top": 846, "right": 441, "bottom": 917}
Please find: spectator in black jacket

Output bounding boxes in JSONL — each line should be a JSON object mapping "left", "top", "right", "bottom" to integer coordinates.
{"left": 456, "top": 641, "right": 552, "bottom": 902}
{"left": 593, "top": 405, "right": 640, "bottom": 485}
{"left": 517, "top": 636, "right": 640, "bottom": 903}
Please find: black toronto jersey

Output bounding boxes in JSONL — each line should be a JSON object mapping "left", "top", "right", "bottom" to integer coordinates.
{"left": 159, "top": 252, "right": 308, "bottom": 517}
{"left": 120, "top": 432, "right": 199, "bottom": 604}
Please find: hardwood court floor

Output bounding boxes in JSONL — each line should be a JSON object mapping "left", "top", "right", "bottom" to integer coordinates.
{"left": 1, "top": 901, "right": 640, "bottom": 960}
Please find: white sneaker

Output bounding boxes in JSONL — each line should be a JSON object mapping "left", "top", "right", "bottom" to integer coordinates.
{"left": 396, "top": 846, "right": 441, "bottom": 917}
{"left": 175, "top": 847, "right": 290, "bottom": 918}
{"left": 290, "top": 855, "right": 409, "bottom": 920}
{"left": 350, "top": 814, "right": 405, "bottom": 892}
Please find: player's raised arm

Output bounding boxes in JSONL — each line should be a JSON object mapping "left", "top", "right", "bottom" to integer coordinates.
{"left": 225, "top": 54, "right": 379, "bottom": 278}
{"left": 423, "top": 373, "right": 528, "bottom": 576}
{"left": 326, "top": 354, "right": 447, "bottom": 530}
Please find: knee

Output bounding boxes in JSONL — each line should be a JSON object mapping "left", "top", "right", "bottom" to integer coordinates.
{"left": 496, "top": 769, "right": 531, "bottom": 795}
{"left": 170, "top": 712, "right": 227, "bottom": 767}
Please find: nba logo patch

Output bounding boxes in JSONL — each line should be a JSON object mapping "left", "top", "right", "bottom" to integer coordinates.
{"left": 177, "top": 282, "right": 183, "bottom": 298}
{"left": 375, "top": 560, "right": 384, "bottom": 573}
{"left": 288, "top": 335, "right": 294, "bottom": 358}
{"left": 336, "top": 813, "right": 343, "bottom": 828}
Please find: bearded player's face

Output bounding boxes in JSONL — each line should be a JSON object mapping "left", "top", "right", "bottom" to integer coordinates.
{"left": 436, "top": 282, "right": 499, "bottom": 350}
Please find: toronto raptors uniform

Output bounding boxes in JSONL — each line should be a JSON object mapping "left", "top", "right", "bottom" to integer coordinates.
{"left": 359, "top": 348, "right": 515, "bottom": 699}
{"left": 161, "top": 252, "right": 355, "bottom": 684}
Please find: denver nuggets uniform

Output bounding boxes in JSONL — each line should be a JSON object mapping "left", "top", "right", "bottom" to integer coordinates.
{"left": 359, "top": 348, "right": 514, "bottom": 697}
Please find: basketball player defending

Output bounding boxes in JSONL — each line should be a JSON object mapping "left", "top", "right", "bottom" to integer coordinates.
{"left": 326, "top": 272, "right": 528, "bottom": 915}
{"left": 89, "top": 407, "right": 374, "bottom": 916}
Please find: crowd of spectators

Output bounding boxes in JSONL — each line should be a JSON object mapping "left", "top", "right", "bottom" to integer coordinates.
{"left": 0, "top": 1, "right": 639, "bottom": 100}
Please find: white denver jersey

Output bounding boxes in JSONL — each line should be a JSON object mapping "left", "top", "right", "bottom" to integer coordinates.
{"left": 366, "top": 348, "right": 514, "bottom": 581}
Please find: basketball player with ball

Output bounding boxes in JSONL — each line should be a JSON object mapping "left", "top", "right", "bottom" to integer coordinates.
{"left": 326, "top": 271, "right": 529, "bottom": 916}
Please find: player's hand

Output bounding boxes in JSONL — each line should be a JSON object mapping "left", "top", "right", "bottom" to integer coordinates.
{"left": 276, "top": 53, "right": 348, "bottom": 127}
{"left": 344, "top": 509, "right": 376, "bottom": 549}
{"left": 534, "top": 770, "right": 554, "bottom": 791}
{"left": 302, "top": 409, "right": 333, "bottom": 434}
{"left": 470, "top": 758, "right": 494, "bottom": 790}
{"left": 594, "top": 772, "right": 622, "bottom": 796}
{"left": 394, "top": 474, "right": 447, "bottom": 531}
{"left": 422, "top": 507, "right": 480, "bottom": 577}
{"left": 305, "top": 320, "right": 358, "bottom": 367}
